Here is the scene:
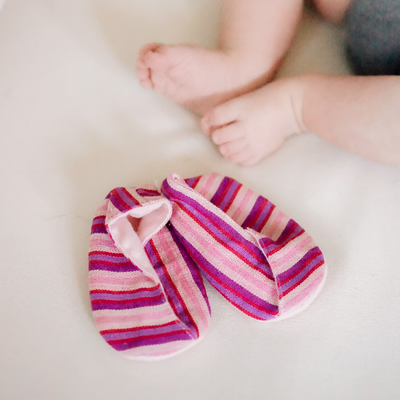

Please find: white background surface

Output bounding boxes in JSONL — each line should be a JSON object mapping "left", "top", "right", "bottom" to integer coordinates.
{"left": 1, "top": 1, "right": 399, "bottom": 399}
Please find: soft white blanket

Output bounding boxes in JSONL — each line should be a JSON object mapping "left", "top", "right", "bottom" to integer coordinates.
{"left": 1, "top": 1, "right": 399, "bottom": 399}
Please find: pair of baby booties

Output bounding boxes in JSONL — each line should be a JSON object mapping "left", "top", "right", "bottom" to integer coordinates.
{"left": 88, "top": 173, "right": 327, "bottom": 360}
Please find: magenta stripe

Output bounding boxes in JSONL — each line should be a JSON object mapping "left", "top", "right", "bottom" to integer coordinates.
{"left": 89, "top": 253, "right": 130, "bottom": 263}
{"left": 108, "top": 188, "right": 131, "bottom": 212}
{"left": 90, "top": 287, "right": 164, "bottom": 302}
{"left": 100, "top": 319, "right": 178, "bottom": 335}
{"left": 210, "top": 177, "right": 234, "bottom": 208}
{"left": 168, "top": 225, "right": 211, "bottom": 315}
{"left": 277, "top": 249, "right": 324, "bottom": 294}
{"left": 145, "top": 241, "right": 185, "bottom": 311}
{"left": 249, "top": 199, "right": 275, "bottom": 232}
{"left": 91, "top": 224, "right": 108, "bottom": 234}
{"left": 210, "top": 277, "right": 278, "bottom": 320}
{"left": 173, "top": 229, "right": 278, "bottom": 319}
{"left": 212, "top": 178, "right": 242, "bottom": 212}
{"left": 163, "top": 182, "right": 274, "bottom": 279}
{"left": 89, "top": 261, "right": 139, "bottom": 272}
{"left": 93, "top": 216, "right": 106, "bottom": 224}
{"left": 241, "top": 196, "right": 267, "bottom": 229}
{"left": 185, "top": 202, "right": 274, "bottom": 278}
{"left": 277, "top": 246, "right": 322, "bottom": 283}
{"left": 145, "top": 235, "right": 200, "bottom": 338}
{"left": 260, "top": 220, "right": 304, "bottom": 255}
{"left": 185, "top": 176, "right": 202, "bottom": 189}
{"left": 277, "top": 220, "right": 304, "bottom": 243}
{"left": 102, "top": 321, "right": 187, "bottom": 342}
{"left": 280, "top": 261, "right": 324, "bottom": 298}
{"left": 219, "top": 182, "right": 242, "bottom": 213}
{"left": 109, "top": 330, "right": 193, "bottom": 351}
{"left": 88, "top": 247, "right": 139, "bottom": 272}
{"left": 115, "top": 187, "right": 141, "bottom": 210}
{"left": 91, "top": 293, "right": 165, "bottom": 311}
{"left": 90, "top": 284, "right": 161, "bottom": 295}
{"left": 136, "top": 188, "right": 161, "bottom": 197}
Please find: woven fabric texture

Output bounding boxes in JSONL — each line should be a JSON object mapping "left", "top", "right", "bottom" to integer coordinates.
{"left": 88, "top": 173, "right": 327, "bottom": 360}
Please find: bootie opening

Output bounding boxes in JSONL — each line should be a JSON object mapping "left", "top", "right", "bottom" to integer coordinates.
{"left": 108, "top": 202, "right": 171, "bottom": 279}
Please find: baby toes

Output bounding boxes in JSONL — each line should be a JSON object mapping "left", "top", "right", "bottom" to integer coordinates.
{"left": 138, "top": 43, "right": 161, "bottom": 58}
{"left": 137, "top": 44, "right": 163, "bottom": 89}
{"left": 218, "top": 137, "right": 248, "bottom": 157}
{"left": 201, "top": 100, "right": 241, "bottom": 136}
{"left": 136, "top": 59, "right": 152, "bottom": 89}
{"left": 211, "top": 123, "right": 244, "bottom": 145}
{"left": 142, "top": 49, "right": 170, "bottom": 72}
{"left": 226, "top": 147, "right": 259, "bottom": 166}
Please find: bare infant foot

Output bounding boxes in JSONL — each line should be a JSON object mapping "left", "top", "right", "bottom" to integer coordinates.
{"left": 201, "top": 78, "right": 305, "bottom": 166}
{"left": 136, "top": 43, "right": 273, "bottom": 116}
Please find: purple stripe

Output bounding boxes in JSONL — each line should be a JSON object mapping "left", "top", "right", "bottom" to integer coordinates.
{"left": 102, "top": 322, "right": 186, "bottom": 342}
{"left": 168, "top": 225, "right": 211, "bottom": 315}
{"left": 260, "top": 220, "right": 304, "bottom": 255}
{"left": 145, "top": 235, "right": 199, "bottom": 337}
{"left": 277, "top": 246, "right": 321, "bottom": 282}
{"left": 182, "top": 200, "right": 271, "bottom": 274}
{"left": 91, "top": 225, "right": 108, "bottom": 234}
{"left": 89, "top": 253, "right": 130, "bottom": 263}
{"left": 108, "top": 188, "right": 130, "bottom": 212}
{"left": 91, "top": 294, "right": 165, "bottom": 311}
{"left": 277, "top": 248, "right": 324, "bottom": 294}
{"left": 88, "top": 261, "right": 139, "bottom": 272}
{"left": 210, "top": 276, "right": 277, "bottom": 320}
{"left": 93, "top": 216, "right": 106, "bottom": 224}
{"left": 277, "top": 220, "right": 304, "bottom": 245}
{"left": 115, "top": 187, "right": 141, "bottom": 209}
{"left": 241, "top": 196, "right": 267, "bottom": 229}
{"left": 185, "top": 176, "right": 200, "bottom": 188}
{"left": 109, "top": 331, "right": 193, "bottom": 351}
{"left": 212, "top": 178, "right": 242, "bottom": 212}
{"left": 209, "top": 177, "right": 233, "bottom": 204}
{"left": 250, "top": 200, "right": 274, "bottom": 232}
{"left": 173, "top": 230, "right": 278, "bottom": 319}
{"left": 90, "top": 287, "right": 164, "bottom": 302}
{"left": 163, "top": 181, "right": 273, "bottom": 279}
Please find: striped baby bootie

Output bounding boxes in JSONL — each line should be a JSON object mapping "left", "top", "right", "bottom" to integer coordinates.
{"left": 88, "top": 185, "right": 211, "bottom": 360}
{"left": 162, "top": 173, "right": 327, "bottom": 322}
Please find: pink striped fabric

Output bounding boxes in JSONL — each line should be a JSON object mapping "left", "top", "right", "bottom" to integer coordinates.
{"left": 89, "top": 185, "right": 211, "bottom": 360}
{"left": 163, "top": 174, "right": 327, "bottom": 321}
{"left": 88, "top": 173, "right": 327, "bottom": 360}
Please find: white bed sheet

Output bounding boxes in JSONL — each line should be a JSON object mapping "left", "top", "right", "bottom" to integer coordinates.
{"left": 1, "top": 1, "right": 399, "bottom": 399}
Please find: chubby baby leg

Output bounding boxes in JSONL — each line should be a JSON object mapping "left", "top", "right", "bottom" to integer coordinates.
{"left": 137, "top": 0, "right": 303, "bottom": 115}
{"left": 136, "top": 43, "right": 271, "bottom": 116}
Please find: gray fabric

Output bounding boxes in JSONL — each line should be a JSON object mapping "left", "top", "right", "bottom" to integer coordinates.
{"left": 345, "top": 0, "right": 400, "bottom": 75}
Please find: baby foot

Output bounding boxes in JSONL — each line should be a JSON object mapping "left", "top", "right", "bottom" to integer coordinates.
{"left": 201, "top": 78, "right": 305, "bottom": 166}
{"left": 136, "top": 43, "right": 272, "bottom": 116}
